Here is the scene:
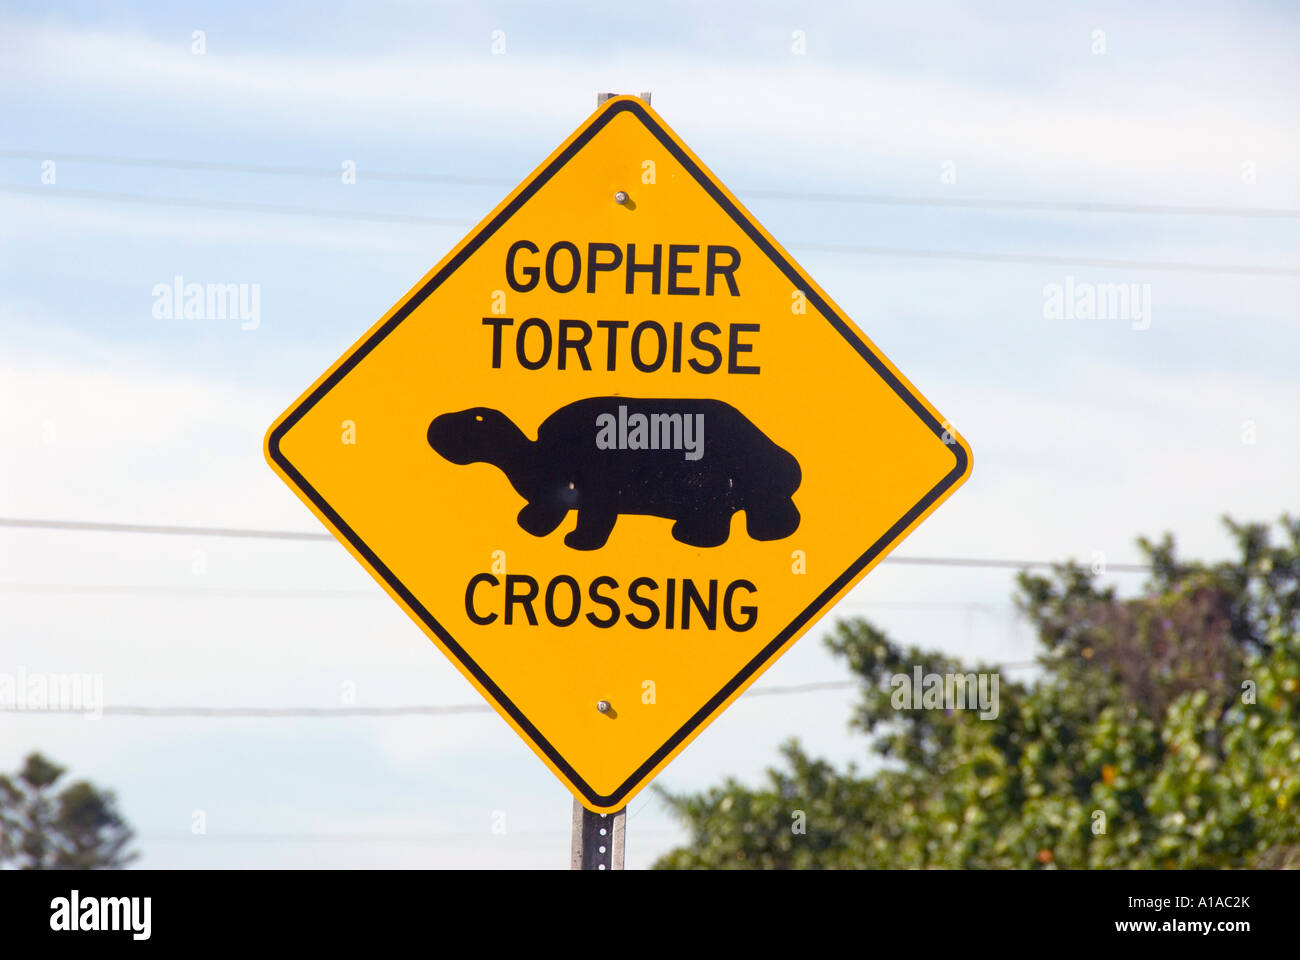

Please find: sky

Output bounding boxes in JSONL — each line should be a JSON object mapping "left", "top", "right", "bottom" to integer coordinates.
{"left": 1, "top": 1, "right": 1297, "bottom": 869}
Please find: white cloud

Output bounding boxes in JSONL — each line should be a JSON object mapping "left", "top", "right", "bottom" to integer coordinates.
{"left": 929, "top": 358, "right": 1300, "bottom": 565}
{"left": 0, "top": 193, "right": 464, "bottom": 256}
{"left": 5, "top": 19, "right": 1297, "bottom": 205}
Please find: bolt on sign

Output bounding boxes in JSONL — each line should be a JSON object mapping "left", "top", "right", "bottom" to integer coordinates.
{"left": 265, "top": 96, "right": 972, "bottom": 812}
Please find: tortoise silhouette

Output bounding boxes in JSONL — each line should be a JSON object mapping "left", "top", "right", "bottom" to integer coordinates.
{"left": 427, "top": 397, "right": 801, "bottom": 550}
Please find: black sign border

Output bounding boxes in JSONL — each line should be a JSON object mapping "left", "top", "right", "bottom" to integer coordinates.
{"left": 268, "top": 99, "right": 969, "bottom": 809}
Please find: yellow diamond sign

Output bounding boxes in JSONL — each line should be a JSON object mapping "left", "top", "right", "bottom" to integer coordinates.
{"left": 265, "top": 96, "right": 972, "bottom": 812}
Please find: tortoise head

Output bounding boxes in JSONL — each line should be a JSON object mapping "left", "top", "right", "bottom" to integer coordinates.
{"left": 426, "top": 407, "right": 521, "bottom": 465}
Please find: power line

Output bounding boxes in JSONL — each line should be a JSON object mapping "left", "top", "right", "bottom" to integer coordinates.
{"left": 0, "top": 584, "right": 1046, "bottom": 603}
{"left": 5, "top": 149, "right": 1297, "bottom": 219}
{"left": 745, "top": 188, "right": 1300, "bottom": 220}
{"left": 0, "top": 580, "right": 1102, "bottom": 595}
{"left": 883, "top": 555, "right": 1149, "bottom": 573}
{"left": 0, "top": 184, "right": 468, "bottom": 228}
{"left": 0, "top": 150, "right": 507, "bottom": 187}
{"left": 142, "top": 829, "right": 683, "bottom": 844}
{"left": 0, "top": 667, "right": 1042, "bottom": 720}
{"left": 738, "top": 680, "right": 855, "bottom": 698}
{"left": 0, "top": 583, "right": 374, "bottom": 599}
{"left": 0, "top": 516, "right": 1154, "bottom": 573}
{"left": 51, "top": 704, "right": 495, "bottom": 718}
{"left": 0, "top": 516, "right": 330, "bottom": 541}
{"left": 796, "top": 241, "right": 1299, "bottom": 278}
{"left": 3, "top": 183, "right": 1295, "bottom": 278}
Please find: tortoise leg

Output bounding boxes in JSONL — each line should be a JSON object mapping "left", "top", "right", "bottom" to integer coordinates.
{"left": 564, "top": 501, "right": 618, "bottom": 551}
{"left": 745, "top": 498, "right": 801, "bottom": 541}
{"left": 517, "top": 501, "right": 568, "bottom": 538}
{"left": 671, "top": 509, "right": 733, "bottom": 548}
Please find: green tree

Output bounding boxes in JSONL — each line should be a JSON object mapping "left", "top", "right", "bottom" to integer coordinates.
{"left": 655, "top": 516, "right": 1300, "bottom": 869}
{"left": 0, "top": 752, "right": 136, "bottom": 869}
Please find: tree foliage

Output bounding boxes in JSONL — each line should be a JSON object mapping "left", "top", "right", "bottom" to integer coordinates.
{"left": 0, "top": 752, "right": 136, "bottom": 869}
{"left": 654, "top": 516, "right": 1300, "bottom": 869}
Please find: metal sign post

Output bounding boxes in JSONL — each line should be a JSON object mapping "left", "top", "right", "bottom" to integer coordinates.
{"left": 571, "top": 799, "right": 626, "bottom": 870}
{"left": 564, "top": 92, "right": 639, "bottom": 873}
